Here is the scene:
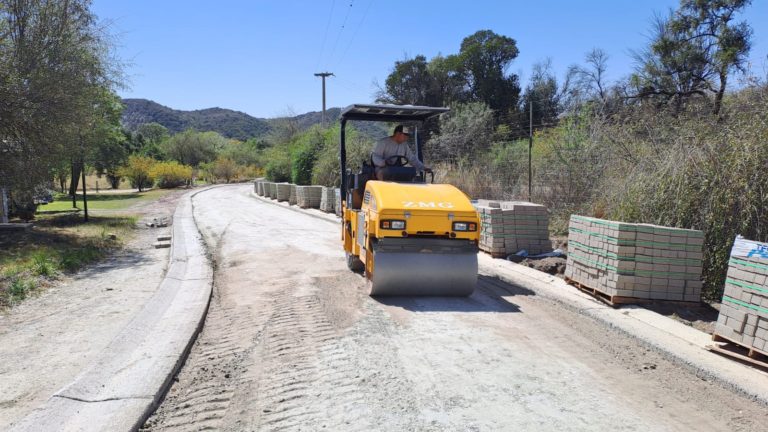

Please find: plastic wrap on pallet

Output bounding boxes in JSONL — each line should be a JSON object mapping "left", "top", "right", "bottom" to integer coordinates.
{"left": 565, "top": 215, "right": 704, "bottom": 303}
{"left": 714, "top": 236, "right": 768, "bottom": 353}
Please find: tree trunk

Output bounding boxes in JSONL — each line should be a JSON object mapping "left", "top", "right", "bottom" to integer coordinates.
{"left": 107, "top": 174, "right": 120, "bottom": 189}
{"left": 69, "top": 160, "right": 82, "bottom": 196}
{"left": 713, "top": 72, "right": 727, "bottom": 116}
{"left": 82, "top": 164, "right": 88, "bottom": 222}
{"left": 58, "top": 172, "right": 68, "bottom": 193}
{"left": 0, "top": 186, "right": 8, "bottom": 223}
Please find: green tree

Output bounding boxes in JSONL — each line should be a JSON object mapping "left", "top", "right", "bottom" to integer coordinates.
{"left": 0, "top": 0, "right": 120, "bottom": 217}
{"left": 631, "top": 0, "right": 752, "bottom": 114}
{"left": 456, "top": 30, "right": 521, "bottom": 119}
{"left": 430, "top": 102, "right": 495, "bottom": 163}
{"left": 521, "top": 60, "right": 562, "bottom": 130}
{"left": 89, "top": 92, "right": 129, "bottom": 189}
{"left": 377, "top": 55, "right": 437, "bottom": 106}
{"left": 135, "top": 122, "right": 170, "bottom": 159}
{"left": 290, "top": 129, "right": 324, "bottom": 185}
{"left": 163, "top": 129, "right": 224, "bottom": 166}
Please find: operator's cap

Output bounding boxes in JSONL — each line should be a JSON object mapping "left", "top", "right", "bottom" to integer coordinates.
{"left": 393, "top": 125, "right": 411, "bottom": 135}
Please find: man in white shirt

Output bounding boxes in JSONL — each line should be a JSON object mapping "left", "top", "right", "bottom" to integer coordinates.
{"left": 371, "top": 125, "right": 431, "bottom": 181}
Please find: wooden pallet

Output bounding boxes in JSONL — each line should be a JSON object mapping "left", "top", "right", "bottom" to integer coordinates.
{"left": 564, "top": 277, "right": 699, "bottom": 307}
{"left": 564, "top": 277, "right": 647, "bottom": 306}
{"left": 480, "top": 248, "right": 507, "bottom": 259}
{"left": 707, "top": 333, "right": 768, "bottom": 370}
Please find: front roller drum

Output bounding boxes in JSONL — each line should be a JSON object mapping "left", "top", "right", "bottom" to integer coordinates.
{"left": 369, "top": 238, "right": 478, "bottom": 297}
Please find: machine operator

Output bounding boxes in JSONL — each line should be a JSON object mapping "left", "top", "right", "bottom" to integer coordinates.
{"left": 371, "top": 125, "right": 431, "bottom": 181}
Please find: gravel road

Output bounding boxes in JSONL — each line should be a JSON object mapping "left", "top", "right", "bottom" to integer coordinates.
{"left": 143, "top": 184, "right": 768, "bottom": 431}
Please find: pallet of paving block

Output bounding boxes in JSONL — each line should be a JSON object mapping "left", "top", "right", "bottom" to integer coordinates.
{"left": 707, "top": 332, "right": 768, "bottom": 370}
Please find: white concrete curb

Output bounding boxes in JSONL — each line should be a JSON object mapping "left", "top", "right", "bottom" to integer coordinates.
{"left": 11, "top": 189, "right": 214, "bottom": 432}
{"left": 251, "top": 187, "right": 768, "bottom": 404}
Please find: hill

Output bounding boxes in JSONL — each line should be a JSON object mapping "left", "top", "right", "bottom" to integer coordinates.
{"left": 121, "top": 99, "right": 271, "bottom": 141}
{"left": 121, "top": 99, "right": 389, "bottom": 140}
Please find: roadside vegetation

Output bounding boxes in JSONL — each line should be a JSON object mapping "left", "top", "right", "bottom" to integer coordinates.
{"left": 0, "top": 214, "right": 136, "bottom": 308}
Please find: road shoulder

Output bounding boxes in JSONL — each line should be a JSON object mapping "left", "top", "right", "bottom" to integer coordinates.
{"left": 7, "top": 190, "right": 214, "bottom": 431}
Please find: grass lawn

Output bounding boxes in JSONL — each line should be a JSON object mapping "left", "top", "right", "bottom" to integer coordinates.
{"left": 39, "top": 188, "right": 174, "bottom": 213}
{"left": 0, "top": 213, "right": 138, "bottom": 308}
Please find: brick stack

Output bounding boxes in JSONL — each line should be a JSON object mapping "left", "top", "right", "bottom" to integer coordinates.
{"left": 334, "top": 188, "right": 341, "bottom": 216}
{"left": 296, "top": 186, "right": 323, "bottom": 208}
{"left": 714, "top": 238, "right": 768, "bottom": 352}
{"left": 320, "top": 187, "right": 336, "bottom": 213}
{"left": 265, "top": 182, "right": 276, "bottom": 198}
{"left": 289, "top": 184, "right": 298, "bottom": 205}
{"left": 276, "top": 183, "right": 291, "bottom": 202}
{"left": 564, "top": 215, "right": 704, "bottom": 302}
{"left": 475, "top": 200, "right": 551, "bottom": 256}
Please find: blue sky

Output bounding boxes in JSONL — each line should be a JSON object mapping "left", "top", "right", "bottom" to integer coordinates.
{"left": 92, "top": 1, "right": 768, "bottom": 119}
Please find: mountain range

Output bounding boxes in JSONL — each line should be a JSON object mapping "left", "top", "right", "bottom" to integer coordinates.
{"left": 121, "top": 98, "right": 353, "bottom": 141}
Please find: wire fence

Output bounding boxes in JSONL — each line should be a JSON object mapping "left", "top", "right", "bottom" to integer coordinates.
{"left": 434, "top": 144, "right": 614, "bottom": 233}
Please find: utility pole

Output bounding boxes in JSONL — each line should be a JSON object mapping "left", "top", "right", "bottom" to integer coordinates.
{"left": 528, "top": 101, "right": 533, "bottom": 201}
{"left": 314, "top": 72, "right": 334, "bottom": 126}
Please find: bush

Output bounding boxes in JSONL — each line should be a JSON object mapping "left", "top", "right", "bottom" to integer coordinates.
{"left": 264, "top": 147, "right": 291, "bottom": 182}
{"left": 150, "top": 160, "right": 192, "bottom": 188}
{"left": 119, "top": 155, "right": 156, "bottom": 192}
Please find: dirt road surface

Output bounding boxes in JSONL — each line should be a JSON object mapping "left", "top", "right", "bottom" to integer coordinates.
{"left": 144, "top": 184, "right": 767, "bottom": 431}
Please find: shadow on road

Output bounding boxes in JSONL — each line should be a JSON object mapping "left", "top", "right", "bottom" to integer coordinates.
{"left": 373, "top": 275, "right": 535, "bottom": 313}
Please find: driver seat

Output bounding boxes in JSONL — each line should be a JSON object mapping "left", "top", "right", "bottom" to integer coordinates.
{"left": 370, "top": 153, "right": 417, "bottom": 182}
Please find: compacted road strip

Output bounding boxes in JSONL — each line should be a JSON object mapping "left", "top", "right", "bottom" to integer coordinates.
{"left": 143, "top": 184, "right": 767, "bottom": 431}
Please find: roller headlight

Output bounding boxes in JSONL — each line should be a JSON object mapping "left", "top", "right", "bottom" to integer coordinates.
{"left": 381, "top": 220, "right": 406, "bottom": 230}
{"left": 453, "top": 222, "right": 477, "bottom": 232}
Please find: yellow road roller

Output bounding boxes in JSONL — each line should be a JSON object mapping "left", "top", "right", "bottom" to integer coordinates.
{"left": 339, "top": 104, "right": 479, "bottom": 296}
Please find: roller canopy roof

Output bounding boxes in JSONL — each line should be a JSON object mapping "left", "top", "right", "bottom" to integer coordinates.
{"left": 340, "top": 104, "right": 449, "bottom": 122}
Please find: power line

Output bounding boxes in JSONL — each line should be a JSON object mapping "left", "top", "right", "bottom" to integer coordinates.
{"left": 335, "top": 0, "right": 373, "bottom": 68}
{"left": 315, "top": 0, "right": 336, "bottom": 71}
{"left": 325, "top": 0, "right": 354, "bottom": 70}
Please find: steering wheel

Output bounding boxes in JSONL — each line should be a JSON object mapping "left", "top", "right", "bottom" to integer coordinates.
{"left": 385, "top": 155, "right": 409, "bottom": 167}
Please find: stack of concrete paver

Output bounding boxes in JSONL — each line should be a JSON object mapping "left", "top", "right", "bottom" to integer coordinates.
{"left": 714, "top": 237, "right": 768, "bottom": 353}
{"left": 276, "top": 183, "right": 291, "bottom": 202}
{"left": 320, "top": 187, "right": 336, "bottom": 213}
{"left": 296, "top": 186, "right": 323, "bottom": 208}
{"left": 475, "top": 200, "right": 551, "bottom": 256}
{"left": 289, "top": 184, "right": 298, "bottom": 205}
{"left": 564, "top": 215, "right": 704, "bottom": 302}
